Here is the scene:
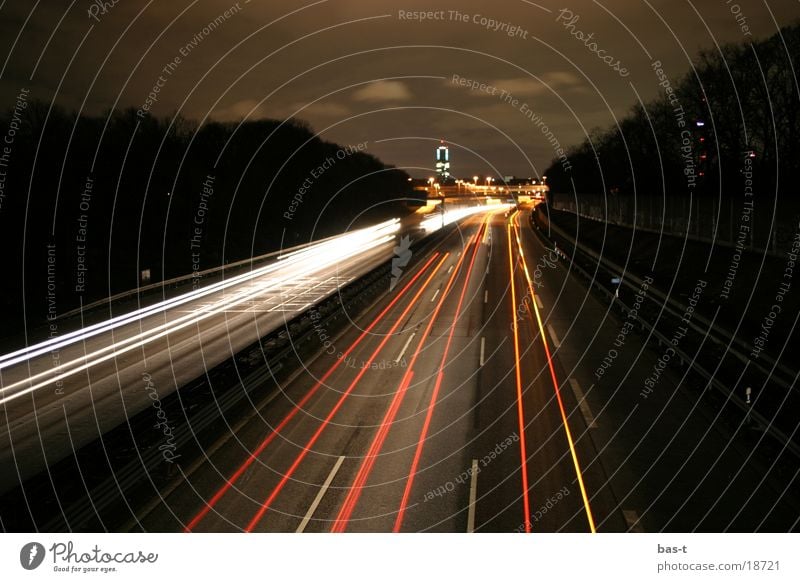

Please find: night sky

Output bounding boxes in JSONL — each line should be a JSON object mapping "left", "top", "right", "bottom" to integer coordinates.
{"left": 2, "top": 0, "right": 799, "bottom": 178}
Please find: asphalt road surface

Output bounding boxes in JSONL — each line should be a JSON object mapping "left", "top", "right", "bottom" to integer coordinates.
{"left": 0, "top": 219, "right": 408, "bottom": 494}
{"left": 6, "top": 207, "right": 796, "bottom": 532}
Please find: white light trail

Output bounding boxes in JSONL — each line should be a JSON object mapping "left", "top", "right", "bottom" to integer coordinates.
{"left": 421, "top": 204, "right": 510, "bottom": 233}
{"left": 0, "top": 220, "right": 400, "bottom": 406}
{"left": 0, "top": 219, "right": 400, "bottom": 371}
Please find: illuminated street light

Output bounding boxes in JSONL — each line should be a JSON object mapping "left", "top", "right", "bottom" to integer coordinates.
{"left": 434, "top": 182, "right": 444, "bottom": 228}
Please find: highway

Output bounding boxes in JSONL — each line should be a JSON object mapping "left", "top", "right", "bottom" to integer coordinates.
{"left": 132, "top": 206, "right": 799, "bottom": 533}
{"left": 0, "top": 216, "right": 441, "bottom": 495}
{"left": 3, "top": 206, "right": 798, "bottom": 532}
{"left": 132, "top": 209, "right": 608, "bottom": 532}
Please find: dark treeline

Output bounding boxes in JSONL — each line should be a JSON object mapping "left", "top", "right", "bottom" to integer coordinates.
{"left": 0, "top": 103, "right": 416, "bottom": 338}
{"left": 545, "top": 23, "right": 800, "bottom": 199}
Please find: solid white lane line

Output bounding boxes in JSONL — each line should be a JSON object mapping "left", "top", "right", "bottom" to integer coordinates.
{"left": 569, "top": 378, "right": 597, "bottom": 428}
{"left": 467, "top": 459, "right": 479, "bottom": 533}
{"left": 395, "top": 332, "right": 416, "bottom": 364}
{"left": 431, "top": 288, "right": 440, "bottom": 302}
{"left": 546, "top": 324, "right": 561, "bottom": 348}
{"left": 623, "top": 509, "right": 645, "bottom": 533}
{"left": 480, "top": 337, "right": 486, "bottom": 366}
{"left": 297, "top": 456, "right": 346, "bottom": 533}
{"left": 129, "top": 363, "right": 305, "bottom": 531}
{"left": 535, "top": 295, "right": 544, "bottom": 310}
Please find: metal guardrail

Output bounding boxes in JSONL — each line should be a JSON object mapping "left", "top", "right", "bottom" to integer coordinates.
{"left": 533, "top": 208, "right": 800, "bottom": 459}
{"left": 539, "top": 209, "right": 796, "bottom": 391}
{"left": 549, "top": 192, "right": 791, "bottom": 257}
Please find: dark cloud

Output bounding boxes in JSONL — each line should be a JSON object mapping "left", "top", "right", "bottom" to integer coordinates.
{"left": 352, "top": 80, "right": 414, "bottom": 102}
{"left": 1, "top": 0, "right": 798, "bottom": 177}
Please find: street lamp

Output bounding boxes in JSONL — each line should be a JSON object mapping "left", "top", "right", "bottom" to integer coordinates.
{"left": 434, "top": 183, "right": 444, "bottom": 228}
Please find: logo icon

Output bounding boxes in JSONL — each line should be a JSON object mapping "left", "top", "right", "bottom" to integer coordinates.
{"left": 20, "top": 542, "right": 46, "bottom": 570}
{"left": 390, "top": 235, "right": 412, "bottom": 291}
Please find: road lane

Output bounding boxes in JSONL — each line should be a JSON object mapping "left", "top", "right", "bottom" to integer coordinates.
{"left": 0, "top": 221, "right": 404, "bottom": 495}
{"left": 335, "top": 215, "right": 493, "bottom": 533}
{"left": 133, "top": 205, "right": 800, "bottom": 533}
{"left": 185, "top": 251, "right": 449, "bottom": 532}
{"left": 136, "top": 216, "right": 486, "bottom": 531}
{"left": 519, "top": 206, "right": 799, "bottom": 532}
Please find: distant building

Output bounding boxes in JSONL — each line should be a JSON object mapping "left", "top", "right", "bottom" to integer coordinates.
{"left": 435, "top": 142, "right": 450, "bottom": 180}
{"left": 498, "top": 176, "right": 549, "bottom": 201}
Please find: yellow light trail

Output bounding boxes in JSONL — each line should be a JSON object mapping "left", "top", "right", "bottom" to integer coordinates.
{"left": 506, "top": 210, "right": 532, "bottom": 533}
{"left": 511, "top": 211, "right": 597, "bottom": 533}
